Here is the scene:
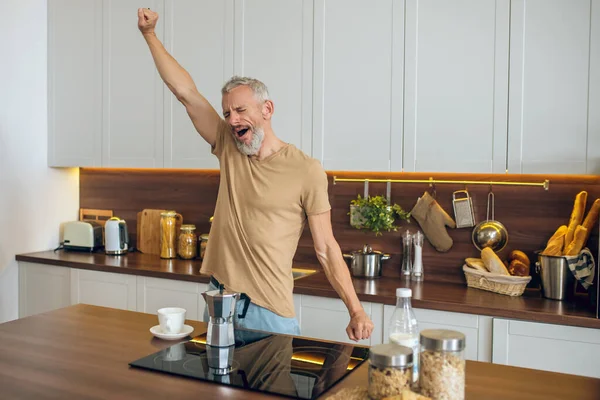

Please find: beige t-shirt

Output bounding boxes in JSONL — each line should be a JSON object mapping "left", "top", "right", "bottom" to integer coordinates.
{"left": 200, "top": 119, "right": 331, "bottom": 318}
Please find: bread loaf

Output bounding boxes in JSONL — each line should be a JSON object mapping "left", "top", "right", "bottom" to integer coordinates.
{"left": 542, "top": 225, "right": 567, "bottom": 256}
{"left": 565, "top": 191, "right": 587, "bottom": 252}
{"left": 508, "top": 259, "right": 530, "bottom": 276}
{"left": 509, "top": 250, "right": 530, "bottom": 267}
{"left": 564, "top": 225, "right": 588, "bottom": 256}
{"left": 481, "top": 247, "right": 510, "bottom": 275}
{"left": 465, "top": 258, "right": 487, "bottom": 272}
{"left": 581, "top": 198, "right": 600, "bottom": 245}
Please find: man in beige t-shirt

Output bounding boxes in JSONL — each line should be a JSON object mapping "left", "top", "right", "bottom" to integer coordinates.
{"left": 138, "top": 8, "right": 374, "bottom": 341}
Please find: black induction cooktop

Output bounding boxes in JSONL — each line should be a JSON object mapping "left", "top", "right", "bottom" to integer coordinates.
{"left": 129, "top": 328, "right": 369, "bottom": 399}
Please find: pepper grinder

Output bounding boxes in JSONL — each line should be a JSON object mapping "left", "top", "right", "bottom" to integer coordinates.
{"left": 401, "top": 231, "right": 413, "bottom": 276}
{"left": 412, "top": 231, "right": 424, "bottom": 281}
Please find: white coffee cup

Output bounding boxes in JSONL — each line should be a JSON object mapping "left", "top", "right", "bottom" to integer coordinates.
{"left": 157, "top": 307, "right": 186, "bottom": 334}
{"left": 164, "top": 342, "right": 187, "bottom": 362}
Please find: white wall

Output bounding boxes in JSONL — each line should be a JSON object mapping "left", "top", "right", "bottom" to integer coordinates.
{"left": 0, "top": 0, "right": 79, "bottom": 323}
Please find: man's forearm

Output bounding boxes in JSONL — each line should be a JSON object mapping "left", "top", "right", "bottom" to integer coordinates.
{"left": 142, "top": 32, "right": 196, "bottom": 98}
{"left": 318, "top": 243, "right": 364, "bottom": 316}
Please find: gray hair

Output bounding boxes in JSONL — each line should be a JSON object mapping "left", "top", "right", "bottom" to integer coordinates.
{"left": 221, "top": 76, "right": 270, "bottom": 103}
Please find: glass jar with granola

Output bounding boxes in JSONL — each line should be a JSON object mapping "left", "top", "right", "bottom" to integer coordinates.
{"left": 419, "top": 329, "right": 466, "bottom": 400}
{"left": 368, "top": 343, "right": 413, "bottom": 400}
{"left": 178, "top": 224, "right": 197, "bottom": 259}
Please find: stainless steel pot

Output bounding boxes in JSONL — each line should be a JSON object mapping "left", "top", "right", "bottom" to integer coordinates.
{"left": 343, "top": 244, "right": 391, "bottom": 279}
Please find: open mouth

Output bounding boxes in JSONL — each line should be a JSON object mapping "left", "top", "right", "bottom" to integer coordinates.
{"left": 236, "top": 128, "right": 249, "bottom": 138}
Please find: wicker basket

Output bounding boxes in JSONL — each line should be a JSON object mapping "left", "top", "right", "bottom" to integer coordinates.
{"left": 463, "top": 265, "right": 531, "bottom": 296}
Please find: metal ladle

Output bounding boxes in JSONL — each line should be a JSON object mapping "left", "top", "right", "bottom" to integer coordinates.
{"left": 471, "top": 190, "right": 508, "bottom": 252}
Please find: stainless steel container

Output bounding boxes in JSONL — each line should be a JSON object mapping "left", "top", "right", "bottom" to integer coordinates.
{"left": 343, "top": 244, "right": 391, "bottom": 279}
{"left": 535, "top": 254, "right": 574, "bottom": 300}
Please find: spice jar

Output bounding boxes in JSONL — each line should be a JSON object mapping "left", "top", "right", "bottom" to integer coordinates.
{"left": 368, "top": 343, "right": 413, "bottom": 400}
{"left": 419, "top": 329, "right": 466, "bottom": 400}
{"left": 160, "top": 211, "right": 178, "bottom": 259}
{"left": 178, "top": 224, "right": 197, "bottom": 259}
{"left": 199, "top": 234, "right": 209, "bottom": 260}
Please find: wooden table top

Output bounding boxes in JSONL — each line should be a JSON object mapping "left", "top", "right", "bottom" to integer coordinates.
{"left": 17, "top": 250, "right": 600, "bottom": 329}
{"left": 1, "top": 305, "right": 599, "bottom": 400}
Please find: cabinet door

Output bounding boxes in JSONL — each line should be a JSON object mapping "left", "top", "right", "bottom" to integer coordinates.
{"left": 136, "top": 276, "right": 203, "bottom": 320}
{"left": 299, "top": 294, "right": 373, "bottom": 346}
{"left": 71, "top": 269, "right": 137, "bottom": 311}
{"left": 163, "top": 0, "right": 234, "bottom": 168}
{"left": 48, "top": 0, "right": 102, "bottom": 167}
{"left": 313, "top": 0, "right": 404, "bottom": 171}
{"left": 507, "top": 0, "right": 594, "bottom": 174}
{"left": 233, "top": 0, "right": 313, "bottom": 154}
{"left": 588, "top": 2, "right": 600, "bottom": 174}
{"left": 102, "top": 0, "right": 165, "bottom": 167}
{"left": 382, "top": 305, "right": 490, "bottom": 362}
{"left": 493, "top": 318, "right": 600, "bottom": 378}
{"left": 18, "top": 263, "right": 71, "bottom": 318}
{"left": 403, "top": 0, "right": 510, "bottom": 173}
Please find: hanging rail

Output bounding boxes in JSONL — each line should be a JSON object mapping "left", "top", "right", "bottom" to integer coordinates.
{"left": 332, "top": 176, "right": 550, "bottom": 190}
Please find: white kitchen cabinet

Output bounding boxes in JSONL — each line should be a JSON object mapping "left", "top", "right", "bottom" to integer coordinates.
{"left": 48, "top": 0, "right": 103, "bottom": 167}
{"left": 298, "top": 294, "right": 381, "bottom": 346}
{"left": 382, "top": 305, "right": 492, "bottom": 362}
{"left": 163, "top": 0, "right": 234, "bottom": 168}
{"left": 493, "top": 318, "right": 600, "bottom": 378}
{"left": 507, "top": 0, "right": 597, "bottom": 174}
{"left": 70, "top": 269, "right": 137, "bottom": 311}
{"left": 312, "top": 0, "right": 404, "bottom": 171}
{"left": 136, "top": 276, "right": 208, "bottom": 321}
{"left": 403, "top": 0, "right": 510, "bottom": 173}
{"left": 18, "top": 262, "right": 72, "bottom": 318}
{"left": 233, "top": 0, "right": 313, "bottom": 155}
{"left": 101, "top": 0, "right": 165, "bottom": 167}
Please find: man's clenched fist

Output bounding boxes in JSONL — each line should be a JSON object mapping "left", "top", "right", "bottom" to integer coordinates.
{"left": 137, "top": 8, "right": 158, "bottom": 35}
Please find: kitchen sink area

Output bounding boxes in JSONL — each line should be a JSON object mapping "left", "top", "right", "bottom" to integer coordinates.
{"left": 291, "top": 268, "right": 318, "bottom": 280}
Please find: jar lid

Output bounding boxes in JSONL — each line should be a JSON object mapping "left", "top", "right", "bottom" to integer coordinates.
{"left": 396, "top": 288, "right": 412, "bottom": 298}
{"left": 420, "top": 329, "right": 465, "bottom": 352}
{"left": 369, "top": 343, "right": 413, "bottom": 368}
{"left": 160, "top": 210, "right": 177, "bottom": 217}
{"left": 180, "top": 224, "right": 196, "bottom": 231}
{"left": 200, "top": 234, "right": 209, "bottom": 241}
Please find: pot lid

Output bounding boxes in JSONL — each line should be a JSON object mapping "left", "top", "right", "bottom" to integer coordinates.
{"left": 351, "top": 244, "right": 385, "bottom": 255}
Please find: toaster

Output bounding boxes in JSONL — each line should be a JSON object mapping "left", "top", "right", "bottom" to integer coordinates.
{"left": 63, "top": 221, "right": 103, "bottom": 252}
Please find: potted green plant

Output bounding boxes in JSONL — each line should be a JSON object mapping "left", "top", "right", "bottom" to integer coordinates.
{"left": 349, "top": 195, "right": 411, "bottom": 236}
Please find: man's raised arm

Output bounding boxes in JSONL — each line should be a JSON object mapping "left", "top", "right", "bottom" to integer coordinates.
{"left": 137, "top": 8, "right": 221, "bottom": 146}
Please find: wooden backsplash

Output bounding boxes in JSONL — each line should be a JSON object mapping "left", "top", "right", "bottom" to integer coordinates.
{"left": 80, "top": 168, "right": 600, "bottom": 286}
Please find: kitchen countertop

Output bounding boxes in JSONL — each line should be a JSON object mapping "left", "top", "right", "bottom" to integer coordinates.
{"left": 16, "top": 250, "right": 600, "bottom": 330}
{"left": 1, "top": 304, "right": 599, "bottom": 400}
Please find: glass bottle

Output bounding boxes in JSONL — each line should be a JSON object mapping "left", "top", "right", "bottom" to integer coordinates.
{"left": 420, "top": 329, "right": 466, "bottom": 400}
{"left": 160, "top": 211, "right": 178, "bottom": 259}
{"left": 388, "top": 288, "right": 419, "bottom": 383}
{"left": 411, "top": 231, "right": 424, "bottom": 281}
{"left": 401, "top": 231, "right": 413, "bottom": 276}
{"left": 178, "top": 224, "right": 197, "bottom": 259}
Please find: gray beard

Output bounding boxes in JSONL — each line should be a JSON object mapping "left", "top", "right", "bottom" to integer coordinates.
{"left": 235, "top": 127, "right": 264, "bottom": 156}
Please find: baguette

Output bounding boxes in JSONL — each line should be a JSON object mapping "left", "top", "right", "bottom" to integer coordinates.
{"left": 542, "top": 225, "right": 567, "bottom": 256}
{"left": 581, "top": 198, "right": 600, "bottom": 245}
{"left": 481, "top": 247, "right": 510, "bottom": 275}
{"left": 564, "top": 191, "right": 588, "bottom": 251}
{"left": 564, "top": 225, "right": 588, "bottom": 256}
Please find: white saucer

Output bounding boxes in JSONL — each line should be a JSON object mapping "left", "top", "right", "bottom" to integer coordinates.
{"left": 150, "top": 324, "right": 194, "bottom": 341}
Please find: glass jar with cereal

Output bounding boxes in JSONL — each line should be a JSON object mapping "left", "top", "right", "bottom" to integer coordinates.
{"left": 419, "top": 329, "right": 466, "bottom": 400}
{"left": 368, "top": 343, "right": 413, "bottom": 400}
{"left": 178, "top": 224, "right": 197, "bottom": 259}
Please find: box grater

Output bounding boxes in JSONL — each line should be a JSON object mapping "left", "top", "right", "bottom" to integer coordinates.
{"left": 452, "top": 190, "right": 476, "bottom": 228}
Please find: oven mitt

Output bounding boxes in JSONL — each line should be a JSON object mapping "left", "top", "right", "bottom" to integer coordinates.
{"left": 410, "top": 191, "right": 456, "bottom": 252}
{"left": 564, "top": 248, "right": 596, "bottom": 290}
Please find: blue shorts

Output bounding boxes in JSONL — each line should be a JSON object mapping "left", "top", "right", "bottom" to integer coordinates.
{"left": 203, "top": 278, "right": 301, "bottom": 336}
